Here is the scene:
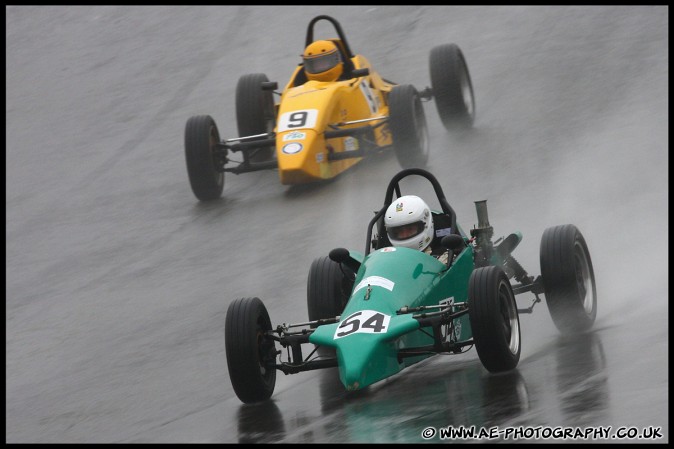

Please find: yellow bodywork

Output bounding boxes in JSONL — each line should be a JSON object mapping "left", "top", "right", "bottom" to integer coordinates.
{"left": 275, "top": 55, "right": 394, "bottom": 185}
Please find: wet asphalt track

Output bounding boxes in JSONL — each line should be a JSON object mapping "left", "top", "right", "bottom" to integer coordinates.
{"left": 6, "top": 5, "right": 668, "bottom": 443}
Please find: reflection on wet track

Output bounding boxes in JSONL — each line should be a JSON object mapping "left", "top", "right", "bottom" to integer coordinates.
{"left": 234, "top": 329, "right": 617, "bottom": 443}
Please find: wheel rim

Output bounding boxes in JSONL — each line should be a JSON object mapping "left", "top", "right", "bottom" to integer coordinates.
{"left": 414, "top": 98, "right": 429, "bottom": 159}
{"left": 263, "top": 94, "right": 275, "bottom": 134}
{"left": 209, "top": 125, "right": 224, "bottom": 182}
{"left": 256, "top": 330, "right": 268, "bottom": 377}
{"left": 498, "top": 282, "right": 520, "bottom": 354}
{"left": 459, "top": 65, "right": 474, "bottom": 118}
{"left": 255, "top": 315, "right": 275, "bottom": 383}
{"left": 574, "top": 241, "right": 595, "bottom": 315}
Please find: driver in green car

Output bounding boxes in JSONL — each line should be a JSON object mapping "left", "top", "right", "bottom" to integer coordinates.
{"left": 383, "top": 195, "right": 449, "bottom": 264}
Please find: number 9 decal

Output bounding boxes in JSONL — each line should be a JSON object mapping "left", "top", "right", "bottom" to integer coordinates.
{"left": 278, "top": 109, "right": 319, "bottom": 132}
{"left": 334, "top": 310, "right": 391, "bottom": 339}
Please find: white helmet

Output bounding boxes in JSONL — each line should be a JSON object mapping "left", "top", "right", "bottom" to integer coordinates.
{"left": 384, "top": 195, "right": 434, "bottom": 251}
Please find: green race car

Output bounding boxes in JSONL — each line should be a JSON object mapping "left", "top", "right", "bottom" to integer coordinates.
{"left": 225, "top": 168, "right": 597, "bottom": 403}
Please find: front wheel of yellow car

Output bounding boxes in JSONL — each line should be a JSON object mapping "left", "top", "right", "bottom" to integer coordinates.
{"left": 388, "top": 84, "right": 429, "bottom": 169}
{"left": 185, "top": 115, "right": 224, "bottom": 201}
{"left": 236, "top": 73, "right": 276, "bottom": 163}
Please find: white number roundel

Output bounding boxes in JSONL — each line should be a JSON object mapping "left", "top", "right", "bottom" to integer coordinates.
{"left": 278, "top": 109, "right": 319, "bottom": 132}
{"left": 334, "top": 310, "right": 391, "bottom": 339}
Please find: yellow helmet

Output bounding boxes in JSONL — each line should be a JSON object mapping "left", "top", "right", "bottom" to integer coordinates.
{"left": 302, "top": 40, "right": 343, "bottom": 82}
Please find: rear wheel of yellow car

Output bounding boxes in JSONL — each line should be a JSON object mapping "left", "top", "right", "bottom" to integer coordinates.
{"left": 236, "top": 73, "right": 276, "bottom": 162}
{"left": 430, "top": 43, "right": 475, "bottom": 131}
{"left": 388, "top": 84, "right": 429, "bottom": 169}
{"left": 184, "top": 115, "right": 224, "bottom": 201}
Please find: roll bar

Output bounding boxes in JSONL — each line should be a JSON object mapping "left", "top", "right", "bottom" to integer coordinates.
{"left": 305, "top": 15, "right": 355, "bottom": 58}
{"left": 365, "top": 168, "right": 458, "bottom": 255}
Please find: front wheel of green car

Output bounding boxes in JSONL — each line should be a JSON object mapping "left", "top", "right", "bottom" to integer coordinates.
{"left": 225, "top": 297, "right": 277, "bottom": 403}
{"left": 468, "top": 266, "right": 521, "bottom": 373}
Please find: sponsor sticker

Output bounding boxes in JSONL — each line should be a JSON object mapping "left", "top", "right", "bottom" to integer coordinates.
{"left": 353, "top": 276, "right": 395, "bottom": 294}
{"left": 435, "top": 227, "right": 453, "bottom": 237}
{"left": 439, "top": 297, "right": 461, "bottom": 341}
{"left": 359, "top": 80, "right": 378, "bottom": 114}
{"left": 396, "top": 202, "right": 403, "bottom": 212}
{"left": 454, "top": 321, "right": 462, "bottom": 340}
{"left": 283, "top": 131, "right": 306, "bottom": 141}
{"left": 344, "top": 136, "right": 358, "bottom": 152}
{"left": 381, "top": 247, "right": 396, "bottom": 252}
{"left": 439, "top": 297, "right": 455, "bottom": 307}
{"left": 282, "top": 142, "right": 303, "bottom": 154}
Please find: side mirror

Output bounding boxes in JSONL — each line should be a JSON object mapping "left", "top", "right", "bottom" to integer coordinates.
{"left": 440, "top": 235, "right": 465, "bottom": 270}
{"left": 329, "top": 247, "right": 350, "bottom": 264}
{"left": 441, "top": 234, "right": 465, "bottom": 253}
{"left": 261, "top": 81, "right": 278, "bottom": 91}
{"left": 329, "top": 247, "right": 361, "bottom": 273}
{"left": 351, "top": 68, "right": 370, "bottom": 78}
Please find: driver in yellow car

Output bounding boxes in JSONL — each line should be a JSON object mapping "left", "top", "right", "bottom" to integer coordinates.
{"left": 302, "top": 40, "right": 344, "bottom": 82}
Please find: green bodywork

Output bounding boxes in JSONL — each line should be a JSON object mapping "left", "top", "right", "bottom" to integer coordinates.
{"left": 310, "top": 232, "right": 475, "bottom": 390}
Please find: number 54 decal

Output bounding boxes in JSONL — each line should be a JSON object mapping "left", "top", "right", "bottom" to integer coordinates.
{"left": 334, "top": 310, "right": 391, "bottom": 339}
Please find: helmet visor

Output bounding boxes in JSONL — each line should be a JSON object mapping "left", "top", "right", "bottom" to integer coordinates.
{"left": 388, "top": 221, "right": 425, "bottom": 241}
{"left": 304, "top": 51, "right": 341, "bottom": 74}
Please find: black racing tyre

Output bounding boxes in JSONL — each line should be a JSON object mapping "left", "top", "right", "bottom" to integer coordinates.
{"left": 236, "top": 73, "right": 276, "bottom": 162}
{"left": 185, "top": 115, "right": 224, "bottom": 201}
{"left": 225, "top": 297, "right": 277, "bottom": 403}
{"left": 307, "top": 256, "right": 352, "bottom": 324}
{"left": 468, "top": 266, "right": 521, "bottom": 373}
{"left": 429, "top": 43, "right": 475, "bottom": 131}
{"left": 307, "top": 256, "right": 353, "bottom": 357}
{"left": 388, "top": 84, "right": 429, "bottom": 169}
{"left": 540, "top": 224, "right": 597, "bottom": 333}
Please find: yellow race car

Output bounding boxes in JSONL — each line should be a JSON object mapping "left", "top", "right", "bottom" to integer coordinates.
{"left": 185, "top": 15, "right": 475, "bottom": 201}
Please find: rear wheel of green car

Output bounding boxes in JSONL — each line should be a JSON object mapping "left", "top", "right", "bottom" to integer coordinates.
{"left": 236, "top": 73, "right": 276, "bottom": 162}
{"left": 540, "top": 224, "right": 597, "bottom": 333}
{"left": 185, "top": 115, "right": 225, "bottom": 201}
{"left": 468, "top": 266, "right": 521, "bottom": 373}
{"left": 388, "top": 84, "right": 429, "bottom": 169}
{"left": 225, "top": 297, "right": 277, "bottom": 403}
